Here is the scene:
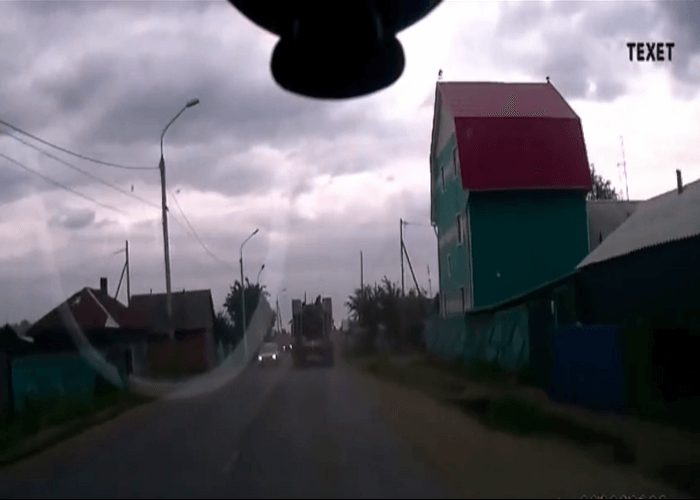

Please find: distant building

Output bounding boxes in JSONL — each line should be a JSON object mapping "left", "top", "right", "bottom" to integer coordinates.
{"left": 25, "top": 277, "right": 151, "bottom": 374}
{"left": 4, "top": 278, "right": 151, "bottom": 413}
{"left": 586, "top": 200, "right": 639, "bottom": 252}
{"left": 129, "top": 289, "right": 217, "bottom": 374}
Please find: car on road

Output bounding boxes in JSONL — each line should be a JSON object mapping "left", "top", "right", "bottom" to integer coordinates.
{"left": 257, "top": 342, "right": 281, "bottom": 367}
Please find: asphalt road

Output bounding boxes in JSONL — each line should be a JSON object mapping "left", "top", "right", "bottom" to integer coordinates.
{"left": 0, "top": 349, "right": 450, "bottom": 499}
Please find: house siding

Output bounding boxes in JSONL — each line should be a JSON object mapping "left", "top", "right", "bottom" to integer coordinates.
{"left": 433, "top": 136, "right": 471, "bottom": 320}
{"left": 577, "top": 234, "right": 700, "bottom": 323}
{"left": 469, "top": 190, "right": 589, "bottom": 308}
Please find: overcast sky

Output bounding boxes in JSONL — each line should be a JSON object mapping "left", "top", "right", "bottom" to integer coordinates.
{"left": 1, "top": 0, "right": 699, "bottom": 325}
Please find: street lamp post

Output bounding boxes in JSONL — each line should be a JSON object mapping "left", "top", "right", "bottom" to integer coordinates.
{"left": 276, "top": 288, "right": 287, "bottom": 335}
{"left": 256, "top": 264, "right": 266, "bottom": 285}
{"left": 239, "top": 228, "right": 259, "bottom": 358}
{"left": 159, "top": 97, "right": 199, "bottom": 339}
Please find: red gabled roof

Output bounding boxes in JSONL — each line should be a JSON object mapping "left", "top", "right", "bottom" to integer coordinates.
{"left": 28, "top": 288, "right": 146, "bottom": 336}
{"left": 438, "top": 81, "right": 579, "bottom": 119}
{"left": 436, "top": 81, "right": 592, "bottom": 192}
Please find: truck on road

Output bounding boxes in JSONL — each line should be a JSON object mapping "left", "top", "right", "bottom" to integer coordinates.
{"left": 291, "top": 296, "right": 334, "bottom": 367}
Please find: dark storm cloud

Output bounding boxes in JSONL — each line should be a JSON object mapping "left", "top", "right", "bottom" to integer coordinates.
{"left": 658, "top": 0, "right": 700, "bottom": 87}
{"left": 0, "top": 0, "right": 405, "bottom": 205}
{"left": 48, "top": 208, "right": 96, "bottom": 230}
{"left": 0, "top": 156, "right": 32, "bottom": 205}
{"left": 495, "top": 1, "right": 665, "bottom": 101}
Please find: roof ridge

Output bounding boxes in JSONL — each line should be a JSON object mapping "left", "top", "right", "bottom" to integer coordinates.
{"left": 131, "top": 289, "right": 212, "bottom": 297}
{"left": 438, "top": 81, "right": 549, "bottom": 85}
{"left": 644, "top": 176, "right": 700, "bottom": 202}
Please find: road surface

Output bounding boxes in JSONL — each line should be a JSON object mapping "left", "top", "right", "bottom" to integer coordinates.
{"left": 0, "top": 350, "right": 451, "bottom": 499}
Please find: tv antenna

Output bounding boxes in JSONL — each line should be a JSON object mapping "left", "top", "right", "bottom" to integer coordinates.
{"left": 617, "top": 135, "right": 630, "bottom": 200}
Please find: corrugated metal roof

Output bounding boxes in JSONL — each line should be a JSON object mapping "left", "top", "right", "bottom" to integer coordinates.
{"left": 129, "top": 290, "right": 215, "bottom": 334}
{"left": 579, "top": 178, "right": 700, "bottom": 267}
{"left": 586, "top": 200, "right": 640, "bottom": 252}
{"left": 438, "top": 81, "right": 579, "bottom": 119}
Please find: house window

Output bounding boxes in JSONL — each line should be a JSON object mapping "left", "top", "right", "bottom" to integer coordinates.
{"left": 441, "top": 166, "right": 446, "bottom": 191}
{"left": 447, "top": 254, "right": 452, "bottom": 278}
{"left": 456, "top": 214, "right": 464, "bottom": 245}
{"left": 461, "top": 286, "right": 467, "bottom": 312}
{"left": 453, "top": 147, "right": 459, "bottom": 177}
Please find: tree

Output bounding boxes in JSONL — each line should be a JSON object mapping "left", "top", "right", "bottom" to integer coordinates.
{"left": 213, "top": 310, "right": 237, "bottom": 348}
{"left": 588, "top": 164, "right": 620, "bottom": 200}
{"left": 345, "top": 276, "right": 432, "bottom": 353}
{"left": 222, "top": 279, "right": 267, "bottom": 347}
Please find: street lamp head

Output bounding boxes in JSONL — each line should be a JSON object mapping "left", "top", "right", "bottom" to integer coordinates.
{"left": 253, "top": 228, "right": 260, "bottom": 236}
{"left": 186, "top": 98, "right": 200, "bottom": 108}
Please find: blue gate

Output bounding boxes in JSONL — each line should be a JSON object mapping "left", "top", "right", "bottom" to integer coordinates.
{"left": 548, "top": 324, "right": 626, "bottom": 412}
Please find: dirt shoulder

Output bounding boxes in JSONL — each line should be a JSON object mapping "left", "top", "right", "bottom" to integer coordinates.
{"left": 353, "top": 356, "right": 689, "bottom": 499}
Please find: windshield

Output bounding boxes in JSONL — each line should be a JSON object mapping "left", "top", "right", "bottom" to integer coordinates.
{"left": 0, "top": 2, "right": 697, "bottom": 499}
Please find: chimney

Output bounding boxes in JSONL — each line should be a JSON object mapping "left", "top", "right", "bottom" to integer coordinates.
{"left": 100, "top": 277, "right": 108, "bottom": 294}
{"left": 676, "top": 169, "right": 684, "bottom": 194}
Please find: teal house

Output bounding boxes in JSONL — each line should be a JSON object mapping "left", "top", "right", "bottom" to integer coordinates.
{"left": 428, "top": 81, "right": 592, "bottom": 363}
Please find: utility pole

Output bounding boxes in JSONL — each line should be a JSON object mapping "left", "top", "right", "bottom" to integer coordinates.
{"left": 360, "top": 251, "right": 364, "bottom": 291}
{"left": 114, "top": 240, "right": 131, "bottom": 305}
{"left": 400, "top": 218, "right": 405, "bottom": 296}
{"left": 402, "top": 242, "right": 422, "bottom": 296}
{"left": 125, "top": 240, "right": 131, "bottom": 306}
{"left": 239, "top": 228, "right": 259, "bottom": 358}
{"left": 360, "top": 250, "right": 364, "bottom": 325}
{"left": 159, "top": 97, "right": 199, "bottom": 339}
{"left": 158, "top": 153, "right": 173, "bottom": 338}
{"left": 427, "top": 265, "right": 432, "bottom": 297}
{"left": 239, "top": 256, "right": 246, "bottom": 354}
{"left": 276, "top": 297, "right": 282, "bottom": 334}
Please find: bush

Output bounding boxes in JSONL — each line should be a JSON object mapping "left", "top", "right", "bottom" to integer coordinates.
{"left": 345, "top": 277, "right": 433, "bottom": 354}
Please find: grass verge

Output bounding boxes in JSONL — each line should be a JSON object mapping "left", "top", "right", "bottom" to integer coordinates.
{"left": 0, "top": 390, "right": 150, "bottom": 466}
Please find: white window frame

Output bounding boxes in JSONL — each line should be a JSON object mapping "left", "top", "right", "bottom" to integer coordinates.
{"left": 453, "top": 146, "right": 459, "bottom": 177}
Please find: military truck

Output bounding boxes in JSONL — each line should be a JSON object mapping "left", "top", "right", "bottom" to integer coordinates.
{"left": 291, "top": 296, "right": 334, "bottom": 367}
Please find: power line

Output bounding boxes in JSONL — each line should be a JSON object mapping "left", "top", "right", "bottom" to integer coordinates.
{"left": 169, "top": 189, "right": 236, "bottom": 271}
{"left": 0, "top": 152, "right": 127, "bottom": 215}
{"left": 0, "top": 117, "right": 156, "bottom": 171}
{"left": 5, "top": 131, "right": 160, "bottom": 210}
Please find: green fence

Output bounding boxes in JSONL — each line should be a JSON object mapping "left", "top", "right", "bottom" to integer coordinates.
{"left": 425, "top": 304, "right": 530, "bottom": 373}
{"left": 11, "top": 353, "right": 97, "bottom": 412}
